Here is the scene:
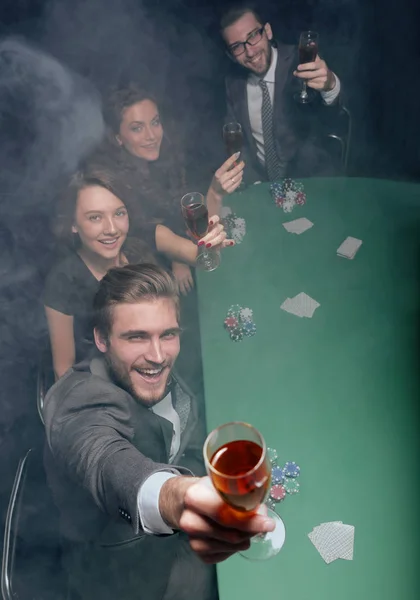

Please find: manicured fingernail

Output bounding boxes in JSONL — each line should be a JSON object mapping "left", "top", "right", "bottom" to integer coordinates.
{"left": 229, "top": 241, "right": 234, "bottom": 246}
{"left": 198, "top": 241, "right": 204, "bottom": 247}
{"left": 206, "top": 243, "right": 212, "bottom": 248}
{"left": 233, "top": 152, "right": 240, "bottom": 159}
{"left": 209, "top": 220, "right": 214, "bottom": 226}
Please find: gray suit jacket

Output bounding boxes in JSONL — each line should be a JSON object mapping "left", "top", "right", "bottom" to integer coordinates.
{"left": 225, "top": 43, "right": 342, "bottom": 181}
{"left": 44, "top": 356, "right": 208, "bottom": 599}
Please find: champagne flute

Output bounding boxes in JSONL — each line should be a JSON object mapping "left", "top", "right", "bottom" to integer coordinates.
{"left": 223, "top": 122, "right": 243, "bottom": 164}
{"left": 204, "top": 422, "right": 286, "bottom": 561}
{"left": 223, "top": 122, "right": 245, "bottom": 190}
{"left": 181, "top": 192, "right": 221, "bottom": 272}
{"left": 294, "top": 31, "right": 319, "bottom": 104}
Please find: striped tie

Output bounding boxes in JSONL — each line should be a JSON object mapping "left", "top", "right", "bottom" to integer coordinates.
{"left": 258, "top": 79, "right": 284, "bottom": 181}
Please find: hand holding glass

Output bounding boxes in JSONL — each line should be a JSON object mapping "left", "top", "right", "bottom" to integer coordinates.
{"left": 223, "top": 122, "right": 245, "bottom": 190}
{"left": 204, "top": 422, "right": 286, "bottom": 560}
{"left": 223, "top": 122, "right": 243, "bottom": 164}
{"left": 295, "top": 31, "right": 319, "bottom": 104}
{"left": 181, "top": 192, "right": 221, "bottom": 272}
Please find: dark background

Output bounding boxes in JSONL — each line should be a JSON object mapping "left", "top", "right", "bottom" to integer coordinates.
{"left": 0, "top": 0, "right": 419, "bottom": 534}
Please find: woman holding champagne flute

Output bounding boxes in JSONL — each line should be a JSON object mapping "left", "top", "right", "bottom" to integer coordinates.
{"left": 90, "top": 84, "right": 245, "bottom": 292}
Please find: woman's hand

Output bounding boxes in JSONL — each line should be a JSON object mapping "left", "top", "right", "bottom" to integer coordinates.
{"left": 209, "top": 153, "right": 245, "bottom": 197}
{"left": 172, "top": 261, "right": 194, "bottom": 296}
{"left": 197, "top": 215, "right": 234, "bottom": 251}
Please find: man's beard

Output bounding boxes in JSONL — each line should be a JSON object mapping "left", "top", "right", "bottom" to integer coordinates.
{"left": 104, "top": 351, "right": 173, "bottom": 407}
{"left": 246, "top": 43, "right": 272, "bottom": 76}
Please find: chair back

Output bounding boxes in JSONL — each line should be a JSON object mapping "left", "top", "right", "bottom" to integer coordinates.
{"left": 1, "top": 450, "right": 31, "bottom": 600}
{"left": 1, "top": 447, "right": 67, "bottom": 600}
{"left": 36, "top": 345, "right": 54, "bottom": 426}
{"left": 326, "top": 105, "right": 352, "bottom": 173}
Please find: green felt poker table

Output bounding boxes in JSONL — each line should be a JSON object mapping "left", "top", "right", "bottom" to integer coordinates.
{"left": 197, "top": 178, "right": 420, "bottom": 600}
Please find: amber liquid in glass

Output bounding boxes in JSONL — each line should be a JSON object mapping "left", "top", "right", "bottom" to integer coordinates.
{"left": 210, "top": 440, "right": 271, "bottom": 513}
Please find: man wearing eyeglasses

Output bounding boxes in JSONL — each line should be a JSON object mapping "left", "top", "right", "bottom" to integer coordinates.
{"left": 220, "top": 4, "right": 341, "bottom": 182}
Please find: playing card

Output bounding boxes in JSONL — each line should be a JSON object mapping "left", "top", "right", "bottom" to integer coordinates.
{"left": 308, "top": 522, "right": 354, "bottom": 564}
{"left": 280, "top": 293, "right": 320, "bottom": 318}
{"left": 337, "top": 236, "right": 362, "bottom": 259}
{"left": 283, "top": 218, "right": 313, "bottom": 235}
{"left": 317, "top": 523, "right": 342, "bottom": 563}
{"left": 293, "top": 292, "right": 320, "bottom": 318}
{"left": 280, "top": 297, "right": 302, "bottom": 317}
{"left": 334, "top": 524, "right": 355, "bottom": 560}
{"left": 309, "top": 522, "right": 341, "bottom": 552}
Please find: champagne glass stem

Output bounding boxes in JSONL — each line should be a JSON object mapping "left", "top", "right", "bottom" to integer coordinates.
{"left": 197, "top": 245, "right": 220, "bottom": 272}
{"left": 301, "top": 80, "right": 308, "bottom": 100}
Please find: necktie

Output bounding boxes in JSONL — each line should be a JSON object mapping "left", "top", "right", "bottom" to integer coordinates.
{"left": 258, "top": 79, "right": 284, "bottom": 181}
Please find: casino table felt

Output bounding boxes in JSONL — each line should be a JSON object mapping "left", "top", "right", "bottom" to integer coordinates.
{"left": 197, "top": 178, "right": 420, "bottom": 600}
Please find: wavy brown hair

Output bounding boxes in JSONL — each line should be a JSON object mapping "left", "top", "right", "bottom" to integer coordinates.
{"left": 100, "top": 84, "right": 187, "bottom": 225}
{"left": 93, "top": 263, "right": 180, "bottom": 341}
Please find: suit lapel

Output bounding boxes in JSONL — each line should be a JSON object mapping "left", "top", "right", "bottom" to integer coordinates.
{"left": 89, "top": 356, "right": 173, "bottom": 462}
{"left": 235, "top": 78, "right": 252, "bottom": 144}
{"left": 231, "top": 75, "right": 260, "bottom": 167}
{"left": 171, "top": 374, "right": 197, "bottom": 461}
{"left": 273, "top": 43, "right": 296, "bottom": 136}
{"left": 156, "top": 414, "right": 173, "bottom": 459}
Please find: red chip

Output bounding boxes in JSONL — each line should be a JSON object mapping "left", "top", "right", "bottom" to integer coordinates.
{"left": 224, "top": 316, "right": 238, "bottom": 329}
{"left": 270, "top": 484, "right": 286, "bottom": 501}
{"left": 296, "top": 191, "right": 306, "bottom": 205}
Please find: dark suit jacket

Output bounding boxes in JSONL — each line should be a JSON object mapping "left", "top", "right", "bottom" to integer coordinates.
{"left": 225, "top": 43, "right": 342, "bottom": 181}
{"left": 44, "top": 356, "right": 208, "bottom": 600}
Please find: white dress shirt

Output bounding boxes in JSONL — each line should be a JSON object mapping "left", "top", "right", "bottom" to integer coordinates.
{"left": 246, "top": 47, "right": 341, "bottom": 166}
{"left": 137, "top": 392, "right": 183, "bottom": 535}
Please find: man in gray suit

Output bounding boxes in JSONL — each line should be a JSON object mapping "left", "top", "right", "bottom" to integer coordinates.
{"left": 220, "top": 3, "right": 342, "bottom": 182}
{"left": 44, "top": 263, "right": 274, "bottom": 600}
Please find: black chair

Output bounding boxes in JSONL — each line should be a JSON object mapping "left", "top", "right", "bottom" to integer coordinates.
{"left": 1, "top": 450, "right": 31, "bottom": 600}
{"left": 36, "top": 345, "right": 55, "bottom": 426}
{"left": 1, "top": 448, "right": 67, "bottom": 600}
{"left": 325, "top": 105, "right": 352, "bottom": 173}
{"left": 36, "top": 366, "right": 46, "bottom": 426}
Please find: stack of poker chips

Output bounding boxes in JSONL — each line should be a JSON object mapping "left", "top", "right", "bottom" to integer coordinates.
{"left": 266, "top": 448, "right": 301, "bottom": 510}
{"left": 224, "top": 305, "right": 256, "bottom": 342}
{"left": 270, "top": 178, "right": 306, "bottom": 213}
{"left": 222, "top": 212, "right": 246, "bottom": 244}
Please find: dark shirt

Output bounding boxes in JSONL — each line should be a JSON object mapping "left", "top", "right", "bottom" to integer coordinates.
{"left": 44, "top": 239, "right": 156, "bottom": 361}
{"left": 44, "top": 250, "right": 98, "bottom": 361}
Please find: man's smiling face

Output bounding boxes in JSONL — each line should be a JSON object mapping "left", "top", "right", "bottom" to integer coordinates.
{"left": 223, "top": 11, "right": 273, "bottom": 76}
{"left": 95, "top": 298, "right": 181, "bottom": 407}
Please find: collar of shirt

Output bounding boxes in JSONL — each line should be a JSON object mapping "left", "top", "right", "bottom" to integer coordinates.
{"left": 248, "top": 46, "right": 278, "bottom": 86}
{"left": 149, "top": 392, "right": 173, "bottom": 418}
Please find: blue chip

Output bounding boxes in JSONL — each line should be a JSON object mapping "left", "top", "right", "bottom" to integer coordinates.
{"left": 243, "top": 321, "right": 256, "bottom": 337}
{"left": 271, "top": 466, "right": 284, "bottom": 484}
{"left": 283, "top": 461, "right": 300, "bottom": 478}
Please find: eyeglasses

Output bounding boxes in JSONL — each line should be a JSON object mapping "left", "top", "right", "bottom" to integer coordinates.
{"left": 228, "top": 26, "right": 266, "bottom": 57}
